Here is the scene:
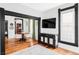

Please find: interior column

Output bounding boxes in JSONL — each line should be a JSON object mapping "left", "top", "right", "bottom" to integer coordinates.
{"left": 0, "top": 8, "right": 5, "bottom": 55}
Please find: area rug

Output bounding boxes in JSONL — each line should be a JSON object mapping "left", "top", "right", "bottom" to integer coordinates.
{"left": 10, "top": 44, "right": 58, "bottom": 55}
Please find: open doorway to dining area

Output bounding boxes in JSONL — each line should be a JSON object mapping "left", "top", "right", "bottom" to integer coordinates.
{"left": 5, "top": 14, "right": 40, "bottom": 54}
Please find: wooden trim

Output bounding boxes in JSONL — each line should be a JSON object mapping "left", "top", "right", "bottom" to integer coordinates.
{"left": 5, "top": 10, "right": 40, "bottom": 20}
{"left": 75, "top": 4, "right": 78, "bottom": 46}
{"left": 5, "top": 20, "right": 8, "bottom": 38}
{"left": 38, "top": 18, "right": 41, "bottom": 42}
{"left": 0, "top": 8, "right": 5, "bottom": 55}
{"left": 60, "top": 5, "right": 75, "bottom": 11}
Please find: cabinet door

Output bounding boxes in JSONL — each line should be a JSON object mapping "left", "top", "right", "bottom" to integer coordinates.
{"left": 41, "top": 37, "right": 43, "bottom": 42}
{"left": 45, "top": 37, "right": 48, "bottom": 43}
{"left": 49, "top": 38, "right": 53, "bottom": 45}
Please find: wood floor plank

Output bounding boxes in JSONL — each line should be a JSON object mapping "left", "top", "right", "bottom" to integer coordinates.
{"left": 5, "top": 38, "right": 79, "bottom": 55}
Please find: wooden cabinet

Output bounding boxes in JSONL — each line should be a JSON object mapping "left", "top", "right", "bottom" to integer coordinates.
{"left": 39, "top": 33, "right": 56, "bottom": 48}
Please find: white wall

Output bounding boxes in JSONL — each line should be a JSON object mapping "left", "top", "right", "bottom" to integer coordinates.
{"left": 0, "top": 3, "right": 41, "bottom": 17}
{"left": 5, "top": 15, "right": 15, "bottom": 39}
{"left": 41, "top": 3, "right": 79, "bottom": 53}
{"left": 29, "top": 19, "right": 33, "bottom": 38}
{"left": 41, "top": 3, "right": 75, "bottom": 34}
{"left": 5, "top": 15, "right": 31, "bottom": 39}
{"left": 35, "top": 20, "right": 38, "bottom": 40}
{"left": 23, "top": 18, "right": 29, "bottom": 33}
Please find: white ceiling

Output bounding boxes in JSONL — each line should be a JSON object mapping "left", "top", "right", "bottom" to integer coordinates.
{"left": 21, "top": 3, "right": 63, "bottom": 12}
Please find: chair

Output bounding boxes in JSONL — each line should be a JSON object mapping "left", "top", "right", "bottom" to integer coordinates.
{"left": 24, "top": 33, "right": 32, "bottom": 39}
{"left": 24, "top": 33, "right": 34, "bottom": 46}
{"left": 15, "top": 34, "right": 22, "bottom": 41}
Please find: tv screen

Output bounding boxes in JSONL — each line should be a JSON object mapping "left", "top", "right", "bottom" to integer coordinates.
{"left": 42, "top": 18, "right": 56, "bottom": 28}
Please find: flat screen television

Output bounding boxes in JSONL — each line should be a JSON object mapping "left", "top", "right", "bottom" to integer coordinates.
{"left": 42, "top": 18, "right": 56, "bottom": 28}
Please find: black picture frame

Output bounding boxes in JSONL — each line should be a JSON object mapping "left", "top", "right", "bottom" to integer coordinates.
{"left": 58, "top": 3, "right": 78, "bottom": 47}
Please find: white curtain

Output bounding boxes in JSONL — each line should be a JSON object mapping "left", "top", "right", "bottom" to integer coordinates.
{"left": 61, "top": 9, "right": 75, "bottom": 43}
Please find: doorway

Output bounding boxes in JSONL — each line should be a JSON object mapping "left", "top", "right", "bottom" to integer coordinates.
{"left": 0, "top": 8, "right": 40, "bottom": 55}
{"left": 4, "top": 16, "right": 39, "bottom": 54}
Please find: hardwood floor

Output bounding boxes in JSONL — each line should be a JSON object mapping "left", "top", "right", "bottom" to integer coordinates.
{"left": 5, "top": 38, "right": 38, "bottom": 54}
{"left": 5, "top": 38, "right": 79, "bottom": 55}
{"left": 41, "top": 45, "right": 79, "bottom": 55}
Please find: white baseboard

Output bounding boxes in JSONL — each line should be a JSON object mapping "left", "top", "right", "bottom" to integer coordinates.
{"left": 58, "top": 43, "right": 79, "bottom": 53}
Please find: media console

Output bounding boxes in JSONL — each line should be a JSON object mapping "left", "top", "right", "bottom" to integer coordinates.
{"left": 38, "top": 33, "right": 56, "bottom": 48}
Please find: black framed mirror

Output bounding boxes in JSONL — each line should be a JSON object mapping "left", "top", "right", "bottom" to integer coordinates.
{"left": 15, "top": 18, "right": 23, "bottom": 34}
{"left": 58, "top": 3, "right": 78, "bottom": 47}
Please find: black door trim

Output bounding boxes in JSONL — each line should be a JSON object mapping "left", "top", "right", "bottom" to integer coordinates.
{"left": 5, "top": 10, "right": 40, "bottom": 20}
{"left": 0, "top": 7, "right": 5, "bottom": 55}
{"left": 58, "top": 3, "right": 78, "bottom": 47}
{"left": 0, "top": 8, "right": 41, "bottom": 55}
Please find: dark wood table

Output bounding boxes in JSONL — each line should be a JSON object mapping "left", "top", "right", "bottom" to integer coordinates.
{"left": 21, "top": 32, "right": 28, "bottom": 41}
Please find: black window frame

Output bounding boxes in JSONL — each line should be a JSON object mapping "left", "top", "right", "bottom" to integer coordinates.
{"left": 58, "top": 3, "right": 78, "bottom": 47}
